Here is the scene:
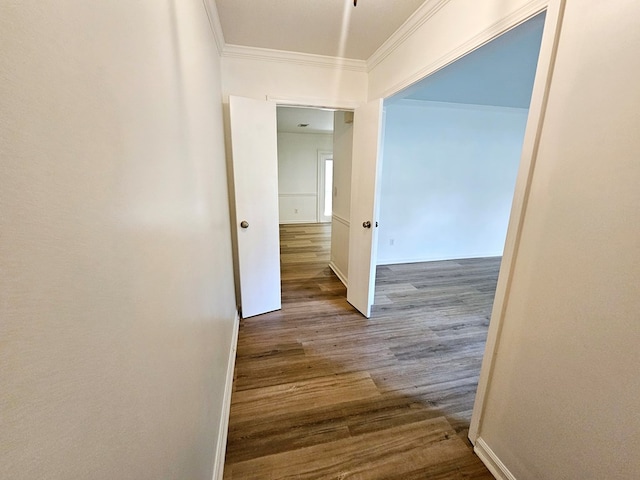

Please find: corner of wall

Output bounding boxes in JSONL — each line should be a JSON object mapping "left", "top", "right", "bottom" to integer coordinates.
{"left": 201, "top": 0, "right": 226, "bottom": 55}
{"left": 474, "top": 438, "right": 518, "bottom": 480}
{"left": 328, "top": 260, "right": 348, "bottom": 287}
{"left": 211, "top": 310, "right": 240, "bottom": 480}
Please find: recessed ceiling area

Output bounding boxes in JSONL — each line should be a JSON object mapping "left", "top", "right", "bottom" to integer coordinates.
{"left": 277, "top": 107, "right": 335, "bottom": 134}
{"left": 390, "top": 13, "right": 546, "bottom": 109}
{"left": 214, "top": 0, "right": 426, "bottom": 60}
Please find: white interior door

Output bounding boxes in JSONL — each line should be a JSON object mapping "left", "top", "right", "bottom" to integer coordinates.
{"left": 347, "top": 99, "right": 384, "bottom": 317}
{"left": 229, "top": 95, "right": 281, "bottom": 318}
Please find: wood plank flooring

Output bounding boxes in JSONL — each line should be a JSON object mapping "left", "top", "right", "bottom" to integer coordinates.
{"left": 224, "top": 223, "right": 498, "bottom": 479}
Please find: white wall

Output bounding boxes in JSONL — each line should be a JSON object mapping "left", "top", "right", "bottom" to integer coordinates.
{"left": 220, "top": 51, "right": 366, "bottom": 299}
{"left": 277, "top": 132, "right": 333, "bottom": 224}
{"left": 221, "top": 55, "right": 367, "bottom": 106}
{"left": 329, "top": 111, "right": 354, "bottom": 284}
{"left": 377, "top": 101, "right": 528, "bottom": 264}
{"left": 475, "top": 1, "right": 640, "bottom": 478}
{"left": 0, "top": 2, "right": 236, "bottom": 479}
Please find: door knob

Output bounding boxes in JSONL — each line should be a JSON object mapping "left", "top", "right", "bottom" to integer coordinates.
{"left": 363, "top": 221, "right": 371, "bottom": 229}
{"left": 240, "top": 220, "right": 249, "bottom": 229}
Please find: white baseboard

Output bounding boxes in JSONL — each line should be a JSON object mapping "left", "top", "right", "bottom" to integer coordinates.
{"left": 278, "top": 219, "right": 318, "bottom": 224}
{"left": 474, "top": 437, "right": 517, "bottom": 480}
{"left": 377, "top": 253, "right": 503, "bottom": 266}
{"left": 328, "top": 261, "right": 348, "bottom": 287}
{"left": 212, "top": 310, "right": 240, "bottom": 480}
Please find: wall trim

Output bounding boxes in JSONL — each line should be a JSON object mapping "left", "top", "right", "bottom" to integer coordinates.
{"left": 372, "top": 0, "right": 549, "bottom": 100}
{"left": 268, "top": 95, "right": 362, "bottom": 111}
{"left": 212, "top": 311, "right": 240, "bottom": 480}
{"left": 367, "top": 0, "right": 451, "bottom": 71}
{"left": 474, "top": 438, "right": 518, "bottom": 480}
{"left": 279, "top": 220, "right": 321, "bottom": 225}
{"left": 377, "top": 254, "right": 502, "bottom": 266}
{"left": 388, "top": 99, "right": 529, "bottom": 113}
{"left": 469, "top": 0, "right": 566, "bottom": 443}
{"left": 201, "top": 0, "right": 226, "bottom": 55}
{"left": 331, "top": 213, "right": 350, "bottom": 227}
{"left": 329, "top": 261, "right": 348, "bottom": 287}
{"left": 278, "top": 193, "right": 317, "bottom": 198}
{"left": 278, "top": 131, "right": 334, "bottom": 137}
{"left": 222, "top": 44, "right": 367, "bottom": 72}
{"left": 330, "top": 214, "right": 349, "bottom": 286}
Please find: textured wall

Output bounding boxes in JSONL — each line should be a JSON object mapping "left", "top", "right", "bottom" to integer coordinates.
{"left": 0, "top": 1, "right": 236, "bottom": 478}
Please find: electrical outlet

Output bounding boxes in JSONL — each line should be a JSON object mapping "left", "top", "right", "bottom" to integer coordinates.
{"left": 294, "top": 208, "right": 299, "bottom": 214}
{"left": 390, "top": 238, "right": 394, "bottom": 246}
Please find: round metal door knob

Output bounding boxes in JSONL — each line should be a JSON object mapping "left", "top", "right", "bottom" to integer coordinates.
{"left": 363, "top": 221, "right": 371, "bottom": 228}
{"left": 240, "top": 220, "right": 249, "bottom": 229}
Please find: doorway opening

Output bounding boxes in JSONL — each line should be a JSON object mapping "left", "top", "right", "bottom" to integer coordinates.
{"left": 276, "top": 106, "right": 335, "bottom": 224}
{"left": 372, "top": 10, "right": 547, "bottom": 439}
{"left": 377, "top": 12, "right": 546, "bottom": 271}
{"left": 276, "top": 106, "right": 354, "bottom": 290}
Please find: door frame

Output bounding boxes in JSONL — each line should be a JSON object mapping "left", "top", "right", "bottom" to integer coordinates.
{"left": 267, "top": 96, "right": 361, "bottom": 111}
{"left": 317, "top": 150, "right": 334, "bottom": 223}
{"left": 265, "top": 0, "right": 564, "bottom": 445}
{"left": 358, "top": 0, "right": 565, "bottom": 446}
{"left": 268, "top": 97, "right": 357, "bottom": 293}
{"left": 369, "top": 0, "right": 565, "bottom": 446}
{"left": 467, "top": 0, "right": 565, "bottom": 446}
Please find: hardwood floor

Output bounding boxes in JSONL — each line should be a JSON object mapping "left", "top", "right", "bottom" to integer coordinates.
{"left": 224, "top": 223, "right": 498, "bottom": 479}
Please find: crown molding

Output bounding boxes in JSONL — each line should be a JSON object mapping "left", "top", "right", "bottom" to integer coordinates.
{"left": 388, "top": 98, "right": 529, "bottom": 112}
{"left": 202, "top": 0, "right": 225, "bottom": 55}
{"left": 373, "top": 0, "right": 549, "bottom": 99}
{"left": 222, "top": 44, "right": 367, "bottom": 73}
{"left": 366, "top": 0, "right": 451, "bottom": 72}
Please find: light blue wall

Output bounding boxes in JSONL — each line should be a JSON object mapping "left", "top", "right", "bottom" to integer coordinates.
{"left": 398, "top": 12, "right": 545, "bottom": 108}
{"left": 377, "top": 101, "right": 528, "bottom": 264}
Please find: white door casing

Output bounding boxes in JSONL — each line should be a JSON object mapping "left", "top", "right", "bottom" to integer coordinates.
{"left": 347, "top": 99, "right": 384, "bottom": 317}
{"left": 317, "top": 151, "right": 333, "bottom": 223}
{"left": 468, "top": 0, "right": 566, "bottom": 444}
{"left": 229, "top": 95, "right": 281, "bottom": 318}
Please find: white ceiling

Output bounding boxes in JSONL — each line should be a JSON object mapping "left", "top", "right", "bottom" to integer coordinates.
{"left": 277, "top": 107, "right": 335, "bottom": 134}
{"left": 214, "top": 0, "right": 427, "bottom": 60}
{"left": 275, "top": 14, "right": 546, "bottom": 133}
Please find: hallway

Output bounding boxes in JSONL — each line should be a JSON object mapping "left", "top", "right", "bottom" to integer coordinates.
{"left": 224, "top": 223, "right": 496, "bottom": 479}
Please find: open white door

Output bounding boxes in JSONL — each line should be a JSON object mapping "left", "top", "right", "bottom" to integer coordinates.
{"left": 229, "top": 96, "right": 281, "bottom": 318}
{"left": 347, "top": 99, "right": 384, "bottom": 317}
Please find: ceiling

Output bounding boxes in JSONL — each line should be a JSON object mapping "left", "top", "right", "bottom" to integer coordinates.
{"left": 393, "top": 12, "right": 546, "bottom": 108}
{"left": 276, "top": 14, "right": 545, "bottom": 133}
{"left": 277, "top": 107, "right": 335, "bottom": 134}
{"left": 214, "top": 0, "right": 427, "bottom": 60}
